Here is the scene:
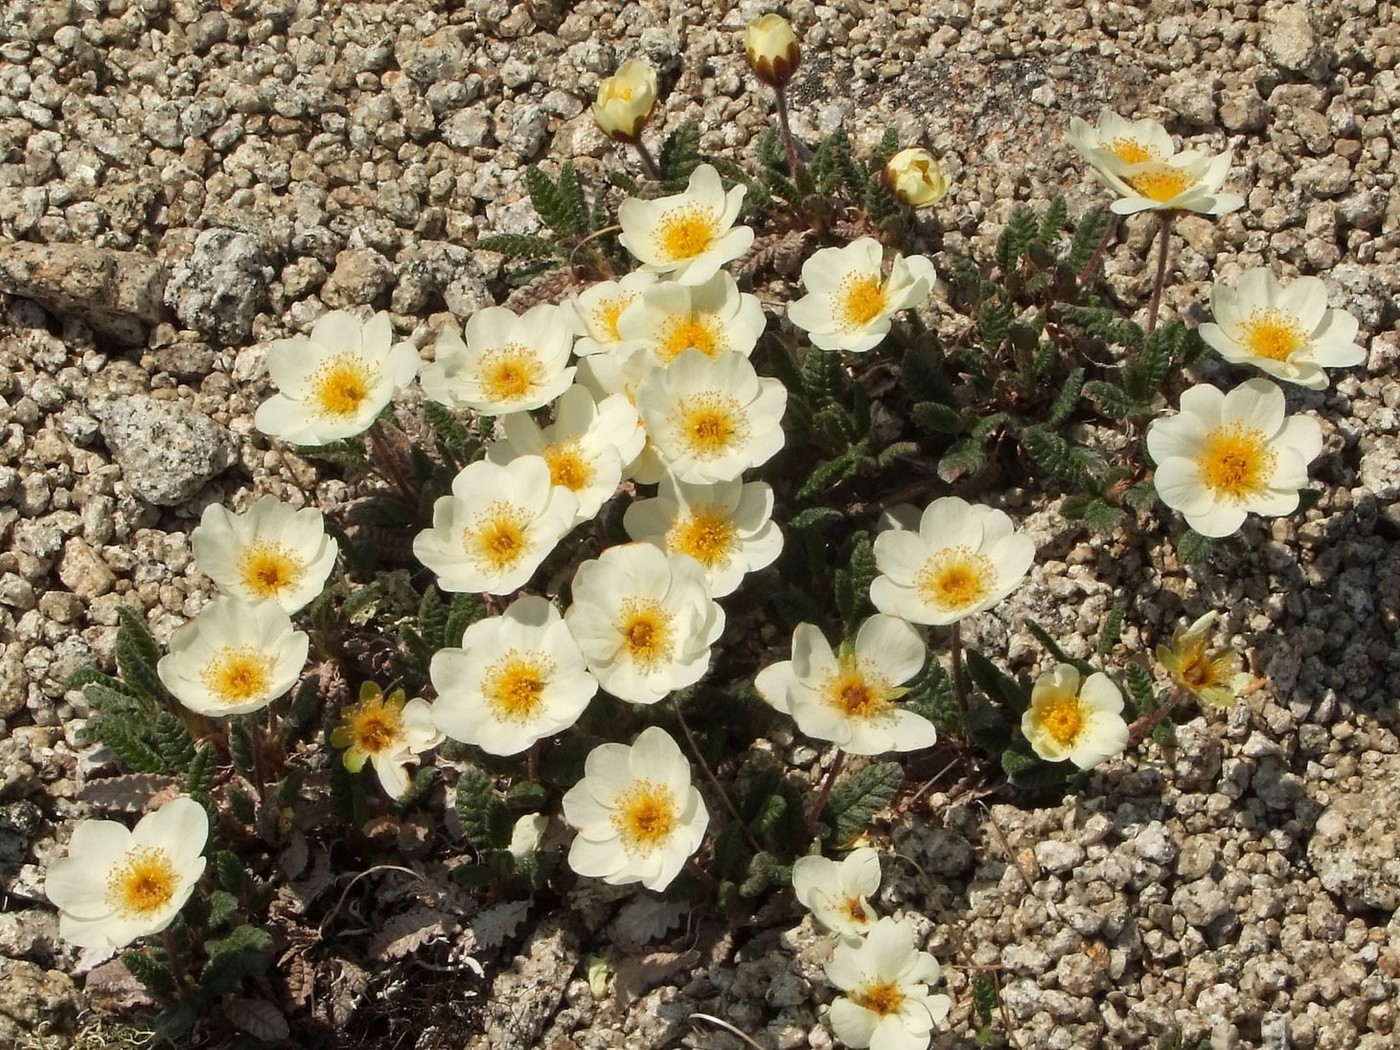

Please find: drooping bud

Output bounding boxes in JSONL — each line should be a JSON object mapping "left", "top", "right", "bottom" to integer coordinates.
{"left": 885, "top": 148, "right": 949, "bottom": 208}
{"left": 591, "top": 59, "right": 660, "bottom": 142}
{"left": 745, "top": 14, "right": 800, "bottom": 89}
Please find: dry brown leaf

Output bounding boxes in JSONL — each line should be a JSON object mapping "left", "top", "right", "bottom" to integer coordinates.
{"left": 83, "top": 958, "right": 155, "bottom": 1011}
{"left": 224, "top": 997, "right": 290, "bottom": 1042}
{"left": 369, "top": 905, "right": 457, "bottom": 961}
{"left": 78, "top": 773, "right": 180, "bottom": 812}
{"left": 281, "top": 949, "right": 315, "bottom": 1010}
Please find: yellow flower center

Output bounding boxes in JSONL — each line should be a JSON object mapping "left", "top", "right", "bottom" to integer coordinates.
{"left": 107, "top": 846, "right": 179, "bottom": 918}
{"left": 479, "top": 344, "right": 543, "bottom": 404}
{"left": 345, "top": 695, "right": 403, "bottom": 754}
{"left": 658, "top": 314, "right": 722, "bottom": 362}
{"left": 618, "top": 598, "right": 673, "bottom": 668}
{"left": 483, "top": 652, "right": 552, "bottom": 721}
{"left": 236, "top": 541, "right": 304, "bottom": 600}
{"left": 1108, "top": 137, "right": 1158, "bottom": 165}
{"left": 593, "top": 295, "right": 632, "bottom": 342}
{"left": 1126, "top": 166, "right": 1194, "bottom": 203}
{"left": 200, "top": 647, "right": 274, "bottom": 705}
{"left": 673, "top": 394, "right": 748, "bottom": 459}
{"left": 544, "top": 440, "right": 592, "bottom": 492}
{"left": 668, "top": 507, "right": 737, "bottom": 569}
{"left": 1196, "top": 424, "right": 1275, "bottom": 501}
{"left": 844, "top": 896, "right": 870, "bottom": 923}
{"left": 1239, "top": 308, "right": 1307, "bottom": 362}
{"left": 822, "top": 660, "right": 893, "bottom": 721}
{"left": 915, "top": 547, "right": 996, "bottom": 613}
{"left": 837, "top": 274, "right": 889, "bottom": 330}
{"left": 1178, "top": 649, "right": 1215, "bottom": 690}
{"left": 1038, "top": 694, "right": 1085, "bottom": 747}
{"left": 470, "top": 502, "right": 530, "bottom": 571}
{"left": 656, "top": 205, "right": 718, "bottom": 262}
{"left": 611, "top": 779, "right": 679, "bottom": 854}
{"left": 312, "top": 356, "right": 373, "bottom": 419}
{"left": 856, "top": 981, "right": 906, "bottom": 1017}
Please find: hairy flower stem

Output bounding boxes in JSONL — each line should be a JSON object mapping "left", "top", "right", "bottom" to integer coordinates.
{"left": 673, "top": 699, "right": 760, "bottom": 854}
{"left": 164, "top": 926, "right": 189, "bottom": 992}
{"left": 1128, "top": 686, "right": 1185, "bottom": 745}
{"left": 773, "top": 87, "right": 801, "bottom": 177}
{"left": 246, "top": 715, "right": 269, "bottom": 806}
{"left": 1145, "top": 212, "right": 1175, "bottom": 335}
{"left": 805, "top": 749, "right": 846, "bottom": 840}
{"left": 367, "top": 420, "right": 417, "bottom": 506}
{"left": 1076, "top": 214, "right": 1119, "bottom": 288}
{"left": 950, "top": 621, "right": 969, "bottom": 725}
{"left": 632, "top": 139, "right": 661, "bottom": 181}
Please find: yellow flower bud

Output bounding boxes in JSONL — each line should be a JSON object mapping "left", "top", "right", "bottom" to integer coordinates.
{"left": 745, "top": 14, "right": 800, "bottom": 89}
{"left": 592, "top": 59, "right": 659, "bottom": 142}
{"left": 885, "top": 147, "right": 950, "bottom": 208}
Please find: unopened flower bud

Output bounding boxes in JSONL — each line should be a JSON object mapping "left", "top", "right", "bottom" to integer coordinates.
{"left": 885, "top": 147, "right": 950, "bottom": 208}
{"left": 592, "top": 59, "right": 659, "bottom": 142}
{"left": 745, "top": 14, "right": 800, "bottom": 89}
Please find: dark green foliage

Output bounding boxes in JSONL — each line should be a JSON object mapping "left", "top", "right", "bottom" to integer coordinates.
{"left": 201, "top": 925, "right": 274, "bottom": 997}
{"left": 1023, "top": 619, "right": 1093, "bottom": 676}
{"left": 205, "top": 890, "right": 240, "bottom": 931}
{"left": 833, "top": 532, "right": 876, "bottom": 629}
{"left": 1060, "top": 493, "right": 1127, "bottom": 532}
{"left": 1049, "top": 368, "right": 1085, "bottom": 427}
{"left": 972, "top": 972, "right": 999, "bottom": 1026}
{"left": 444, "top": 591, "right": 485, "bottom": 647}
{"left": 98, "top": 723, "right": 167, "bottom": 773}
{"left": 217, "top": 850, "right": 248, "bottom": 896}
{"left": 474, "top": 233, "right": 559, "bottom": 261}
{"left": 1097, "top": 602, "right": 1126, "bottom": 657}
{"left": 422, "top": 400, "right": 480, "bottom": 469}
{"left": 1122, "top": 662, "right": 1158, "bottom": 718}
{"left": 280, "top": 677, "right": 320, "bottom": 743}
{"left": 740, "top": 851, "right": 791, "bottom": 898}
{"left": 391, "top": 766, "right": 437, "bottom": 813}
{"left": 186, "top": 742, "right": 215, "bottom": 800}
{"left": 227, "top": 786, "right": 257, "bottom": 825}
{"left": 938, "top": 438, "right": 987, "bottom": 483}
{"left": 455, "top": 767, "right": 512, "bottom": 852}
{"left": 658, "top": 121, "right": 702, "bottom": 183}
{"left": 228, "top": 724, "right": 256, "bottom": 780}
{"left": 1177, "top": 528, "right": 1217, "bottom": 565}
{"left": 505, "top": 780, "right": 549, "bottom": 813}
{"left": 124, "top": 949, "right": 176, "bottom": 998}
{"left": 965, "top": 650, "right": 1030, "bottom": 715}
{"left": 526, "top": 163, "right": 587, "bottom": 240}
{"left": 116, "top": 606, "right": 164, "bottom": 705}
{"left": 823, "top": 762, "right": 902, "bottom": 843}
{"left": 155, "top": 713, "right": 196, "bottom": 774}
{"left": 905, "top": 658, "right": 958, "bottom": 734}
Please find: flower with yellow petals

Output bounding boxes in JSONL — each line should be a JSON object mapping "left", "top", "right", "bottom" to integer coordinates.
{"left": 870, "top": 497, "right": 1034, "bottom": 627}
{"left": 744, "top": 14, "right": 800, "bottom": 89}
{"left": 45, "top": 796, "right": 208, "bottom": 950}
{"left": 254, "top": 310, "right": 420, "bottom": 445}
{"left": 755, "top": 615, "right": 935, "bottom": 755}
{"left": 788, "top": 237, "right": 936, "bottom": 353}
{"left": 825, "top": 917, "right": 952, "bottom": 1050}
{"left": 420, "top": 305, "right": 575, "bottom": 416}
{"left": 1146, "top": 378, "right": 1323, "bottom": 538}
{"left": 1021, "top": 664, "right": 1129, "bottom": 770}
{"left": 1200, "top": 268, "right": 1365, "bottom": 390}
{"left": 623, "top": 477, "right": 782, "bottom": 598}
{"left": 591, "top": 59, "right": 659, "bottom": 143}
{"left": 413, "top": 457, "right": 580, "bottom": 595}
{"left": 431, "top": 595, "right": 598, "bottom": 755}
{"left": 884, "top": 148, "right": 949, "bottom": 209}
{"left": 191, "top": 495, "right": 338, "bottom": 614}
{"left": 156, "top": 597, "right": 309, "bottom": 717}
{"left": 564, "top": 543, "right": 724, "bottom": 705}
{"left": 618, "top": 164, "right": 754, "bottom": 286}
{"left": 1156, "top": 612, "right": 1252, "bottom": 708}
{"left": 331, "top": 682, "right": 441, "bottom": 798}
{"left": 562, "top": 726, "right": 709, "bottom": 892}
{"left": 792, "top": 847, "right": 881, "bottom": 941}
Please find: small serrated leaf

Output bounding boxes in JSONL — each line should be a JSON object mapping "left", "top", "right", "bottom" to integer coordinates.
{"left": 823, "top": 761, "right": 902, "bottom": 843}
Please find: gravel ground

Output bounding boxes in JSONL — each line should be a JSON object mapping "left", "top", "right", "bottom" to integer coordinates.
{"left": 1, "top": 0, "right": 1398, "bottom": 1047}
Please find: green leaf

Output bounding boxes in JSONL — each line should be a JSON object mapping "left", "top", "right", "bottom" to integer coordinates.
{"left": 1019, "top": 425, "right": 1074, "bottom": 481}
{"left": 216, "top": 851, "right": 249, "bottom": 896}
{"left": 505, "top": 780, "right": 549, "bottom": 812}
{"left": 965, "top": 649, "right": 1030, "bottom": 714}
{"left": 84, "top": 682, "right": 146, "bottom": 719}
{"left": 1023, "top": 619, "right": 1091, "bottom": 673}
{"left": 228, "top": 723, "right": 255, "bottom": 780}
{"left": 1081, "top": 497, "right": 1126, "bottom": 532}
{"left": 1083, "top": 379, "right": 1146, "bottom": 420}
{"left": 823, "top": 761, "right": 902, "bottom": 843}
{"left": 273, "top": 766, "right": 304, "bottom": 807}
{"left": 281, "top": 676, "right": 320, "bottom": 743}
{"left": 800, "top": 346, "right": 843, "bottom": 405}
{"left": 1122, "top": 662, "right": 1157, "bottom": 717}
{"left": 202, "top": 924, "right": 274, "bottom": 997}
{"left": 227, "top": 786, "right": 256, "bottom": 825}
{"left": 475, "top": 233, "right": 560, "bottom": 261}
{"left": 833, "top": 532, "right": 877, "bottom": 629}
{"left": 454, "top": 767, "right": 512, "bottom": 851}
{"left": 796, "top": 453, "right": 855, "bottom": 501}
{"left": 937, "top": 438, "right": 986, "bottom": 483}
{"left": 1177, "top": 528, "right": 1215, "bottom": 565}
{"left": 123, "top": 949, "right": 175, "bottom": 997}
{"left": 911, "top": 400, "right": 966, "bottom": 435}
{"left": 1123, "top": 481, "right": 1158, "bottom": 511}
{"left": 1037, "top": 195, "right": 1069, "bottom": 246}
{"left": 978, "top": 296, "right": 1012, "bottom": 350}
{"left": 899, "top": 340, "right": 956, "bottom": 405}
{"left": 418, "top": 585, "right": 448, "bottom": 652}
{"left": 154, "top": 713, "right": 195, "bottom": 774}
{"left": 1097, "top": 602, "right": 1126, "bottom": 657}
{"left": 905, "top": 658, "right": 958, "bottom": 735}
{"left": 526, "top": 164, "right": 585, "bottom": 239}
{"left": 995, "top": 207, "right": 1037, "bottom": 277}
{"left": 1067, "top": 206, "right": 1111, "bottom": 276}
{"left": 391, "top": 765, "right": 437, "bottom": 813}
{"left": 789, "top": 506, "right": 844, "bottom": 533}
{"left": 96, "top": 721, "right": 166, "bottom": 774}
{"left": 185, "top": 741, "right": 215, "bottom": 800}
{"left": 445, "top": 591, "right": 485, "bottom": 647}
{"left": 206, "top": 890, "right": 240, "bottom": 930}
{"left": 116, "top": 606, "right": 164, "bottom": 704}
{"left": 1049, "top": 368, "right": 1085, "bottom": 426}
{"left": 65, "top": 667, "right": 137, "bottom": 695}
{"left": 422, "top": 400, "right": 477, "bottom": 466}
{"left": 658, "top": 120, "right": 702, "bottom": 182}
{"left": 972, "top": 972, "right": 999, "bottom": 1026}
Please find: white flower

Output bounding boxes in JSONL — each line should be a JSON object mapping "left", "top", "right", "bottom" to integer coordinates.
{"left": 1199, "top": 267, "right": 1365, "bottom": 390}
{"left": 870, "top": 497, "right": 1034, "bottom": 626}
{"left": 509, "top": 814, "right": 550, "bottom": 859}
{"left": 420, "top": 305, "right": 575, "bottom": 415}
{"left": 1065, "top": 109, "right": 1180, "bottom": 177}
{"left": 45, "top": 796, "right": 209, "bottom": 950}
{"left": 792, "top": 847, "right": 881, "bottom": 940}
{"left": 413, "top": 457, "right": 580, "bottom": 594}
{"left": 825, "top": 917, "right": 952, "bottom": 1050}
{"left": 1146, "top": 378, "right": 1323, "bottom": 537}
{"left": 1021, "top": 664, "right": 1130, "bottom": 770}
{"left": 567, "top": 271, "right": 659, "bottom": 357}
{"left": 564, "top": 543, "right": 724, "bottom": 705}
{"left": 1100, "top": 151, "right": 1243, "bottom": 216}
{"left": 623, "top": 477, "right": 783, "bottom": 597}
{"left": 755, "top": 616, "right": 935, "bottom": 755}
{"left": 637, "top": 349, "right": 787, "bottom": 484}
{"left": 156, "top": 597, "right": 309, "bottom": 717}
{"left": 331, "top": 683, "right": 442, "bottom": 798}
{"left": 487, "top": 386, "right": 644, "bottom": 526}
{"left": 254, "top": 310, "right": 420, "bottom": 445}
{"left": 787, "top": 238, "right": 936, "bottom": 353}
{"left": 617, "top": 163, "right": 754, "bottom": 285}
{"left": 191, "top": 495, "right": 338, "bottom": 614}
{"left": 562, "top": 726, "right": 709, "bottom": 892}
{"left": 616, "top": 270, "right": 767, "bottom": 364}
{"left": 431, "top": 595, "right": 598, "bottom": 755}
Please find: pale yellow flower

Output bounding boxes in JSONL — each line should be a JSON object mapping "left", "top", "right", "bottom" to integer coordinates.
{"left": 745, "top": 14, "right": 800, "bottom": 88}
{"left": 885, "top": 148, "right": 949, "bottom": 208}
{"left": 591, "top": 59, "right": 659, "bottom": 142}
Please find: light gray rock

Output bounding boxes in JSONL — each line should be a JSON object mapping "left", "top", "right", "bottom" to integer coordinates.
{"left": 1307, "top": 754, "right": 1400, "bottom": 911}
{"left": 0, "top": 958, "right": 78, "bottom": 1045}
{"left": 165, "top": 228, "right": 274, "bottom": 344}
{"left": 0, "top": 243, "right": 168, "bottom": 345}
{"left": 1261, "top": 3, "right": 1330, "bottom": 78}
{"left": 95, "top": 395, "right": 236, "bottom": 506}
{"left": 483, "top": 918, "right": 578, "bottom": 1050}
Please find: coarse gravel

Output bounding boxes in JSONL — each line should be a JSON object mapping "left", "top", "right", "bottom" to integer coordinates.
{"left": 1, "top": 0, "right": 1398, "bottom": 1047}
